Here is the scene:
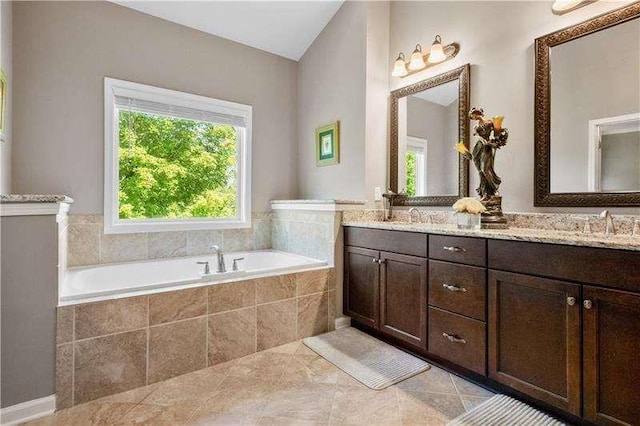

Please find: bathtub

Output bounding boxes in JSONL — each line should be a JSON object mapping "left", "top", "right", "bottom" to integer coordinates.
{"left": 61, "top": 250, "right": 327, "bottom": 305}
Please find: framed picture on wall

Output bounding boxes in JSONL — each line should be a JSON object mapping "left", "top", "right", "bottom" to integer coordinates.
{"left": 0, "top": 68, "right": 6, "bottom": 142}
{"left": 315, "top": 121, "right": 340, "bottom": 166}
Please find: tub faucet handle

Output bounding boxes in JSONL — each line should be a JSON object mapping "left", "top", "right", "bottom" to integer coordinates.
{"left": 232, "top": 257, "right": 245, "bottom": 271}
{"left": 196, "top": 261, "right": 210, "bottom": 275}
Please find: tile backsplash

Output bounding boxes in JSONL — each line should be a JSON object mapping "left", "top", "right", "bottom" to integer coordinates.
{"left": 68, "top": 213, "right": 272, "bottom": 267}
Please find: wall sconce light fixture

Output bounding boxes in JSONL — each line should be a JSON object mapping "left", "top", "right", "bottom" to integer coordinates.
{"left": 552, "top": 0, "right": 596, "bottom": 15}
{"left": 391, "top": 35, "right": 459, "bottom": 78}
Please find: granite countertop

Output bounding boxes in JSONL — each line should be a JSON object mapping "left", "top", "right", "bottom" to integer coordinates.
{"left": 342, "top": 221, "right": 640, "bottom": 252}
{"left": 271, "top": 199, "right": 366, "bottom": 205}
{"left": 0, "top": 194, "right": 74, "bottom": 204}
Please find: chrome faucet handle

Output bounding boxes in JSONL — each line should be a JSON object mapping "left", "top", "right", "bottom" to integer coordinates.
{"left": 408, "top": 208, "right": 420, "bottom": 224}
{"left": 582, "top": 217, "right": 592, "bottom": 235}
{"left": 232, "top": 257, "right": 245, "bottom": 271}
{"left": 633, "top": 220, "right": 640, "bottom": 237}
{"left": 196, "top": 261, "right": 210, "bottom": 275}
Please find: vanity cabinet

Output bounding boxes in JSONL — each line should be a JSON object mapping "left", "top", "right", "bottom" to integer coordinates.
{"left": 344, "top": 246, "right": 380, "bottom": 328}
{"left": 343, "top": 225, "right": 640, "bottom": 425}
{"left": 583, "top": 286, "right": 640, "bottom": 425}
{"left": 488, "top": 270, "right": 582, "bottom": 416}
{"left": 344, "top": 228, "right": 428, "bottom": 350}
{"left": 379, "top": 252, "right": 427, "bottom": 349}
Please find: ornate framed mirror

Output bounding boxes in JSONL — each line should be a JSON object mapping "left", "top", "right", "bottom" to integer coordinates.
{"left": 389, "top": 64, "right": 470, "bottom": 206}
{"left": 534, "top": 3, "right": 640, "bottom": 207}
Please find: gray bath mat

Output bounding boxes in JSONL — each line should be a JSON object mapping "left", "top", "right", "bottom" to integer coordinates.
{"left": 447, "top": 394, "right": 565, "bottom": 426}
{"left": 302, "top": 327, "right": 430, "bottom": 390}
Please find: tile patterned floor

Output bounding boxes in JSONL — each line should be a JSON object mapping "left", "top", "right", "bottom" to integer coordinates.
{"left": 27, "top": 340, "right": 494, "bottom": 425}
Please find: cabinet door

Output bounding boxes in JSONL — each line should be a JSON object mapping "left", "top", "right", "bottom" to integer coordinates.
{"left": 583, "top": 286, "right": 640, "bottom": 425}
{"left": 344, "top": 246, "right": 380, "bottom": 328}
{"left": 380, "top": 252, "right": 427, "bottom": 350}
{"left": 488, "top": 271, "right": 581, "bottom": 416}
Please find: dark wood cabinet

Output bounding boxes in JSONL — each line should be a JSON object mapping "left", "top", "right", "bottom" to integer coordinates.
{"left": 344, "top": 246, "right": 380, "bottom": 328}
{"left": 380, "top": 252, "right": 427, "bottom": 350}
{"left": 344, "top": 226, "right": 640, "bottom": 425}
{"left": 583, "top": 286, "right": 640, "bottom": 425}
{"left": 488, "top": 270, "right": 582, "bottom": 416}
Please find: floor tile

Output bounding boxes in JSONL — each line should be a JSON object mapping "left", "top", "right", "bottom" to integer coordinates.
{"left": 395, "top": 366, "right": 457, "bottom": 396}
{"left": 283, "top": 354, "right": 341, "bottom": 385}
{"left": 121, "top": 403, "right": 197, "bottom": 424}
{"left": 450, "top": 373, "right": 495, "bottom": 398}
{"left": 260, "top": 381, "right": 337, "bottom": 422}
{"left": 397, "top": 390, "right": 466, "bottom": 425}
{"left": 227, "top": 351, "right": 292, "bottom": 381}
{"left": 461, "top": 395, "right": 492, "bottom": 412}
{"left": 329, "top": 385, "right": 402, "bottom": 425}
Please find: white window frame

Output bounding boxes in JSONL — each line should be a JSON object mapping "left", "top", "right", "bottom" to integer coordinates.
{"left": 104, "top": 78, "right": 252, "bottom": 234}
{"left": 407, "top": 136, "right": 427, "bottom": 196}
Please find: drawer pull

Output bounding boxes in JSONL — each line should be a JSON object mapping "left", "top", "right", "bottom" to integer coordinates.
{"left": 443, "top": 332, "right": 467, "bottom": 344}
{"left": 443, "top": 246, "right": 466, "bottom": 253}
{"left": 442, "top": 284, "right": 467, "bottom": 293}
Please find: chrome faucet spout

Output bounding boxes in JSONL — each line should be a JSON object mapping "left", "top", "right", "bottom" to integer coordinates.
{"left": 211, "top": 245, "right": 226, "bottom": 273}
{"left": 599, "top": 210, "right": 616, "bottom": 236}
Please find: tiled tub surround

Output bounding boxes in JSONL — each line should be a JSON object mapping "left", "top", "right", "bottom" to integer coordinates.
{"left": 67, "top": 213, "right": 272, "bottom": 267}
{"left": 55, "top": 267, "right": 336, "bottom": 410}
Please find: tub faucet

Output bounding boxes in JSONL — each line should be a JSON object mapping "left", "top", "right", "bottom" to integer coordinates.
{"left": 211, "top": 245, "right": 226, "bottom": 273}
{"left": 599, "top": 210, "right": 616, "bottom": 236}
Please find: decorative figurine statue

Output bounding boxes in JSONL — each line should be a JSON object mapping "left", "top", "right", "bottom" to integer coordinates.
{"left": 456, "top": 107, "right": 509, "bottom": 228}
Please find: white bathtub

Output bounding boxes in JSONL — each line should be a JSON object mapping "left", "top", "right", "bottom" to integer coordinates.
{"left": 61, "top": 250, "right": 327, "bottom": 305}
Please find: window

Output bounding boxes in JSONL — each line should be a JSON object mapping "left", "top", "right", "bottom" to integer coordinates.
{"left": 104, "top": 78, "right": 252, "bottom": 233}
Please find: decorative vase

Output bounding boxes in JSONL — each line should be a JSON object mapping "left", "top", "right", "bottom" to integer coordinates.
{"left": 456, "top": 212, "right": 481, "bottom": 230}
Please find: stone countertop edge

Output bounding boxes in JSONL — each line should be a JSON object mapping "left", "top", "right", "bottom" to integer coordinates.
{"left": 342, "top": 221, "right": 640, "bottom": 252}
{"left": 0, "top": 194, "right": 74, "bottom": 204}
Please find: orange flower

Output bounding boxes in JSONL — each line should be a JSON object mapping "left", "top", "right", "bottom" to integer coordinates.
{"left": 492, "top": 116, "right": 504, "bottom": 130}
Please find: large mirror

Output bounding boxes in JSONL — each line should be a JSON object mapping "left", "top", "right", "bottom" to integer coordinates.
{"left": 390, "top": 64, "right": 470, "bottom": 206}
{"left": 535, "top": 3, "right": 640, "bottom": 206}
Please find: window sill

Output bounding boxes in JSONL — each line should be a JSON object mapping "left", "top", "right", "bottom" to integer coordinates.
{"left": 104, "top": 218, "right": 251, "bottom": 234}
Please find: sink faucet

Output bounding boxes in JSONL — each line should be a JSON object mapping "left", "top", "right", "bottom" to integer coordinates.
{"left": 599, "top": 210, "right": 616, "bottom": 236}
{"left": 408, "top": 208, "right": 420, "bottom": 224}
{"left": 211, "top": 245, "right": 226, "bottom": 273}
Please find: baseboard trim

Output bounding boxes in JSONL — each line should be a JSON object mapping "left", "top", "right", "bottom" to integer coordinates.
{"left": 0, "top": 395, "right": 56, "bottom": 425}
{"left": 335, "top": 316, "right": 351, "bottom": 329}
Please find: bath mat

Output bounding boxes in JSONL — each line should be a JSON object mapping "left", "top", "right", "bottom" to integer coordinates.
{"left": 302, "top": 327, "right": 430, "bottom": 390}
{"left": 447, "top": 394, "right": 565, "bottom": 426}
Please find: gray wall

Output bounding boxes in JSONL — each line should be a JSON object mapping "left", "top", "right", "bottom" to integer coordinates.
{"left": 12, "top": 1, "right": 298, "bottom": 214}
{"left": 0, "top": 1, "right": 11, "bottom": 194}
{"left": 297, "top": 1, "right": 367, "bottom": 201}
{"left": 1, "top": 215, "right": 58, "bottom": 408}
{"left": 550, "top": 18, "right": 640, "bottom": 193}
{"left": 389, "top": 0, "right": 640, "bottom": 214}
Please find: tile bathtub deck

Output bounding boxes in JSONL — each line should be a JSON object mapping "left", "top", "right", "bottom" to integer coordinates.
{"left": 28, "top": 340, "right": 494, "bottom": 426}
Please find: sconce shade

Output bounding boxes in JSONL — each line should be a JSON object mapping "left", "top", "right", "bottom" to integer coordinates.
{"left": 428, "top": 35, "right": 446, "bottom": 63}
{"left": 392, "top": 53, "right": 408, "bottom": 77}
{"left": 408, "top": 44, "right": 426, "bottom": 71}
{"left": 552, "top": 0, "right": 584, "bottom": 13}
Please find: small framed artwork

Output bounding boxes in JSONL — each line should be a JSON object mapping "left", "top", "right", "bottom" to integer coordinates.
{"left": 0, "top": 68, "right": 6, "bottom": 141}
{"left": 316, "top": 121, "right": 340, "bottom": 166}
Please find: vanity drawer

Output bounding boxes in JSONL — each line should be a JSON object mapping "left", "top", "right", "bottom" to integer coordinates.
{"left": 344, "top": 227, "right": 428, "bottom": 258}
{"left": 429, "top": 260, "right": 486, "bottom": 321}
{"left": 429, "top": 235, "right": 486, "bottom": 266}
{"left": 428, "top": 307, "right": 486, "bottom": 375}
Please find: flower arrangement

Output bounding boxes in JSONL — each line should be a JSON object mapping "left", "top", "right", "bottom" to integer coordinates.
{"left": 452, "top": 197, "right": 487, "bottom": 214}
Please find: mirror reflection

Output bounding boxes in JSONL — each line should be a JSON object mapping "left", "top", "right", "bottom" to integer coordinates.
{"left": 398, "top": 79, "right": 459, "bottom": 197}
{"left": 549, "top": 17, "right": 640, "bottom": 193}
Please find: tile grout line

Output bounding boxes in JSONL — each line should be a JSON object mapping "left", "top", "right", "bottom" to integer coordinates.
{"left": 145, "top": 296, "right": 150, "bottom": 386}
{"left": 449, "top": 372, "right": 467, "bottom": 410}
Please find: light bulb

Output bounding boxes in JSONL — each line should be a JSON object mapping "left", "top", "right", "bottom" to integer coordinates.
{"left": 408, "top": 44, "right": 426, "bottom": 71}
{"left": 392, "top": 53, "right": 408, "bottom": 77}
{"left": 428, "top": 35, "right": 447, "bottom": 64}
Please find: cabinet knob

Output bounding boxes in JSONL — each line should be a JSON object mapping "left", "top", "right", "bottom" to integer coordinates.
{"left": 443, "top": 284, "right": 467, "bottom": 293}
{"left": 567, "top": 297, "right": 576, "bottom": 306}
{"left": 443, "top": 246, "right": 466, "bottom": 253}
{"left": 583, "top": 299, "right": 593, "bottom": 310}
{"left": 372, "top": 258, "right": 378, "bottom": 263}
{"left": 442, "top": 332, "right": 467, "bottom": 344}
